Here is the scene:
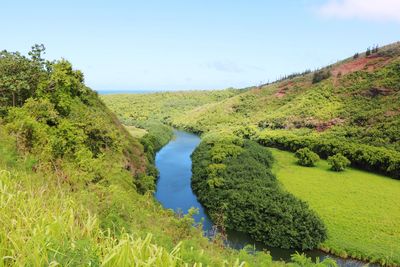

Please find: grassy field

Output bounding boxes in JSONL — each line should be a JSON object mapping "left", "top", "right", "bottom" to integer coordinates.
{"left": 270, "top": 148, "right": 400, "bottom": 265}
{"left": 124, "top": 125, "right": 148, "bottom": 138}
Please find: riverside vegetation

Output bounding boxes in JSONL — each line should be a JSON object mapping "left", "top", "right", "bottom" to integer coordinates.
{"left": 191, "top": 133, "right": 327, "bottom": 249}
{"left": 0, "top": 45, "right": 340, "bottom": 266}
{"left": 103, "top": 42, "right": 400, "bottom": 266}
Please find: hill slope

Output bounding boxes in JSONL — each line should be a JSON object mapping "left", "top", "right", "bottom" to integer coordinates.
{"left": 173, "top": 43, "right": 400, "bottom": 150}
{"left": 103, "top": 42, "right": 400, "bottom": 178}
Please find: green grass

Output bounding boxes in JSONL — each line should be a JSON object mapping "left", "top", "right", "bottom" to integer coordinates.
{"left": 124, "top": 125, "right": 148, "bottom": 138}
{"left": 270, "top": 148, "right": 400, "bottom": 265}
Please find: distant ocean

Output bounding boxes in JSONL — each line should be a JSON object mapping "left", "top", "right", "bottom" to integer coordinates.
{"left": 96, "top": 90, "right": 163, "bottom": 95}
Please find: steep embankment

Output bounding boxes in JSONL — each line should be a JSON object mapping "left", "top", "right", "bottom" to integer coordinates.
{"left": 102, "top": 42, "right": 400, "bottom": 265}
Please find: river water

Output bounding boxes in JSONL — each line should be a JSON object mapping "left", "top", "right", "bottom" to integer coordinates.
{"left": 154, "top": 130, "right": 375, "bottom": 266}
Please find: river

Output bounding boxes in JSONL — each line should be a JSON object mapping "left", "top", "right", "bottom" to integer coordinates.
{"left": 154, "top": 129, "right": 376, "bottom": 266}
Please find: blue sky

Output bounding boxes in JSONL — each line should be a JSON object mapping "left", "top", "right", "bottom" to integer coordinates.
{"left": 1, "top": 0, "right": 400, "bottom": 91}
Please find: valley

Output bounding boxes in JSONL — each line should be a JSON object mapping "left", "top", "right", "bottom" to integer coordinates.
{"left": 102, "top": 42, "right": 400, "bottom": 266}
{"left": 3, "top": 1, "right": 400, "bottom": 266}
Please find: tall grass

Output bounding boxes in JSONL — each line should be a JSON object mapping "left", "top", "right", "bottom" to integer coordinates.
{"left": 0, "top": 169, "right": 220, "bottom": 266}
{"left": 0, "top": 169, "right": 96, "bottom": 266}
{"left": 0, "top": 166, "right": 268, "bottom": 266}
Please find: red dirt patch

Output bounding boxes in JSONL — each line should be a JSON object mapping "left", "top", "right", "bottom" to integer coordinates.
{"left": 316, "top": 118, "right": 345, "bottom": 132}
{"left": 385, "top": 110, "right": 400, "bottom": 117}
{"left": 332, "top": 57, "right": 370, "bottom": 77}
{"left": 332, "top": 55, "right": 391, "bottom": 85}
{"left": 275, "top": 81, "right": 294, "bottom": 98}
{"left": 275, "top": 90, "right": 286, "bottom": 98}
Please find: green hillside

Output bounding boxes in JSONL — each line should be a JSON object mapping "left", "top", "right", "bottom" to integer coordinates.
{"left": 103, "top": 42, "right": 400, "bottom": 178}
{"left": 102, "top": 42, "right": 400, "bottom": 265}
{"left": 102, "top": 89, "right": 243, "bottom": 123}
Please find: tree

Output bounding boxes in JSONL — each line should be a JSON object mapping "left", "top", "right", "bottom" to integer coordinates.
{"left": 0, "top": 45, "right": 46, "bottom": 109}
{"left": 328, "top": 153, "right": 351, "bottom": 171}
{"left": 0, "top": 52, "right": 32, "bottom": 107}
{"left": 366, "top": 47, "right": 371, "bottom": 56}
{"left": 295, "top": 148, "right": 320, "bottom": 167}
{"left": 353, "top": 53, "right": 359, "bottom": 59}
{"left": 28, "top": 44, "right": 46, "bottom": 66}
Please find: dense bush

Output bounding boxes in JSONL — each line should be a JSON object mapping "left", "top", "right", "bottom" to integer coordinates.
{"left": 312, "top": 69, "right": 331, "bottom": 83}
{"left": 328, "top": 153, "right": 351, "bottom": 171}
{"left": 295, "top": 148, "right": 320, "bottom": 167}
{"left": 191, "top": 134, "right": 327, "bottom": 249}
{"left": 256, "top": 131, "right": 400, "bottom": 179}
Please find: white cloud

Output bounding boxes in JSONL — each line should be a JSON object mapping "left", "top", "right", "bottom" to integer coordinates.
{"left": 205, "top": 60, "right": 244, "bottom": 73}
{"left": 317, "top": 0, "right": 400, "bottom": 22}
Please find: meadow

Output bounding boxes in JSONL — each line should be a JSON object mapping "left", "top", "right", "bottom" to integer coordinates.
{"left": 270, "top": 148, "right": 400, "bottom": 265}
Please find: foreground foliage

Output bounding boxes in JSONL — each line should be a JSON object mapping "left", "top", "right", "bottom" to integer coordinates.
{"left": 0, "top": 159, "right": 278, "bottom": 266}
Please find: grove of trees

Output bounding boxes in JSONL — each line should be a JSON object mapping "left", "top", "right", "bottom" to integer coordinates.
{"left": 191, "top": 133, "right": 327, "bottom": 249}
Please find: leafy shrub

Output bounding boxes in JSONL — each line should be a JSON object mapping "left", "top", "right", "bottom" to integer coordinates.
{"left": 192, "top": 136, "right": 327, "bottom": 249}
{"left": 295, "top": 148, "right": 320, "bottom": 167}
{"left": 290, "top": 252, "right": 337, "bottom": 267}
{"left": 134, "top": 174, "right": 156, "bottom": 193}
{"left": 312, "top": 69, "right": 331, "bottom": 84}
{"left": 328, "top": 153, "right": 351, "bottom": 171}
